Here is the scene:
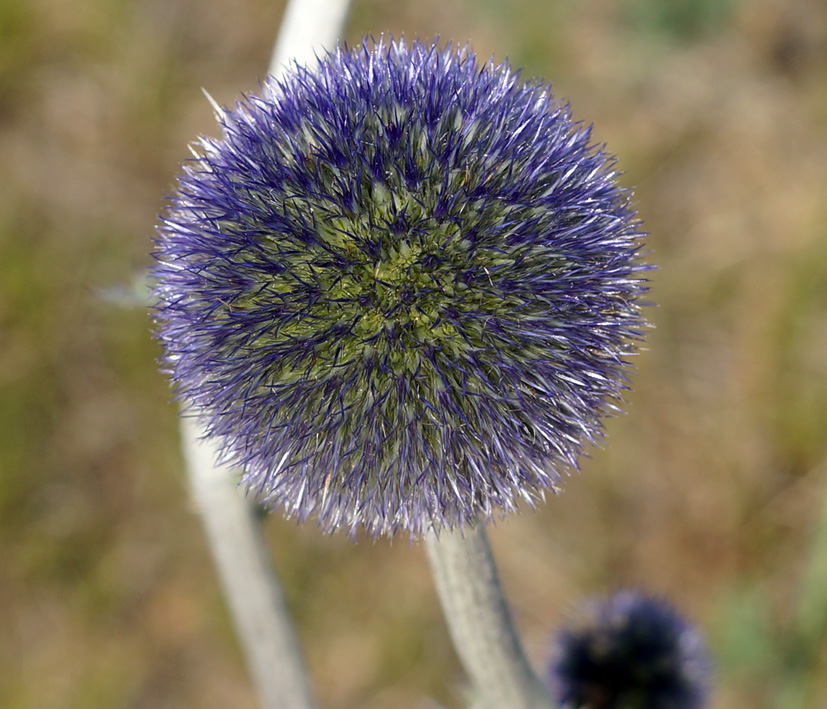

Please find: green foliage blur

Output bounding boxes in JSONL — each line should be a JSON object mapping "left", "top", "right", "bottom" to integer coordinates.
{"left": 1, "top": 0, "right": 826, "bottom": 707}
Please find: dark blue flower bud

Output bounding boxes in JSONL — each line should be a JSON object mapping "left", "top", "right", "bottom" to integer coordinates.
{"left": 152, "top": 38, "right": 650, "bottom": 537}
{"left": 547, "top": 591, "right": 711, "bottom": 708}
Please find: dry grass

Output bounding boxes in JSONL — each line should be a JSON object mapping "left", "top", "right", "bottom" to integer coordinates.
{"left": 1, "top": 0, "right": 826, "bottom": 707}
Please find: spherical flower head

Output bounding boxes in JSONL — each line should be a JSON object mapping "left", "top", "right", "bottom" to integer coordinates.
{"left": 152, "top": 37, "right": 649, "bottom": 538}
{"left": 547, "top": 591, "right": 711, "bottom": 709}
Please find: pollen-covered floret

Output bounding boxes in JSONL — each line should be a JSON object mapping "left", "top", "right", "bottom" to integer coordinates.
{"left": 152, "top": 37, "right": 649, "bottom": 537}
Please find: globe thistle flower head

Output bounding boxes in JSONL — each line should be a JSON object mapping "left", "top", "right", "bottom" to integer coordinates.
{"left": 152, "top": 37, "right": 649, "bottom": 538}
{"left": 547, "top": 591, "right": 711, "bottom": 709}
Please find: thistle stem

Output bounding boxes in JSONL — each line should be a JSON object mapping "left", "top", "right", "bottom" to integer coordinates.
{"left": 182, "top": 416, "right": 318, "bottom": 709}
{"left": 269, "top": 0, "right": 352, "bottom": 77}
{"left": 424, "top": 522, "right": 555, "bottom": 709}
{"left": 179, "top": 3, "right": 352, "bottom": 707}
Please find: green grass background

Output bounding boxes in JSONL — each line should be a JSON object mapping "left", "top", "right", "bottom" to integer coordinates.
{"left": 1, "top": 0, "right": 826, "bottom": 706}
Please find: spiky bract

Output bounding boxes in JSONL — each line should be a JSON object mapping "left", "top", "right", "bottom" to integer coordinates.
{"left": 548, "top": 591, "right": 711, "bottom": 709}
{"left": 153, "top": 38, "right": 648, "bottom": 537}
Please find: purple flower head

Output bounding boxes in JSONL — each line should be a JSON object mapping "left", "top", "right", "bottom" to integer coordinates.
{"left": 548, "top": 591, "right": 711, "bottom": 709}
{"left": 152, "top": 37, "right": 649, "bottom": 538}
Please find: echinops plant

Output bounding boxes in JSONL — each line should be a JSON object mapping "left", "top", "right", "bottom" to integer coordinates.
{"left": 153, "top": 38, "right": 649, "bottom": 539}
{"left": 151, "top": 4, "right": 695, "bottom": 706}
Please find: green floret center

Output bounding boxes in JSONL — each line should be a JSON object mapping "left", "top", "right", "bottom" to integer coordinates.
{"left": 319, "top": 191, "right": 466, "bottom": 342}
{"left": 225, "top": 170, "right": 556, "bottom": 383}
{"left": 252, "top": 177, "right": 490, "bottom": 364}
{"left": 218, "top": 104, "right": 572, "bottom": 400}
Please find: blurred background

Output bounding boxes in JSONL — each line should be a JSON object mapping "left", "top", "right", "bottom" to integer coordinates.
{"left": 2, "top": 0, "right": 826, "bottom": 706}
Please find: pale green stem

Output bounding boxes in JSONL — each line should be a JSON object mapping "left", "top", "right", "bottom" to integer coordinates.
{"left": 181, "top": 1, "right": 351, "bottom": 707}
{"left": 182, "top": 416, "right": 317, "bottom": 709}
{"left": 424, "top": 521, "right": 556, "bottom": 709}
{"left": 269, "top": 0, "right": 352, "bottom": 77}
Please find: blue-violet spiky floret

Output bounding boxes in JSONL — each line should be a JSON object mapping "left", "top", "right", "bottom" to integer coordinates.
{"left": 152, "top": 37, "right": 649, "bottom": 538}
{"left": 548, "top": 591, "right": 711, "bottom": 708}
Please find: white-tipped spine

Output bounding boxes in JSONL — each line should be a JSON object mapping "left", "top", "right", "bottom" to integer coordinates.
{"left": 200, "top": 87, "right": 225, "bottom": 120}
